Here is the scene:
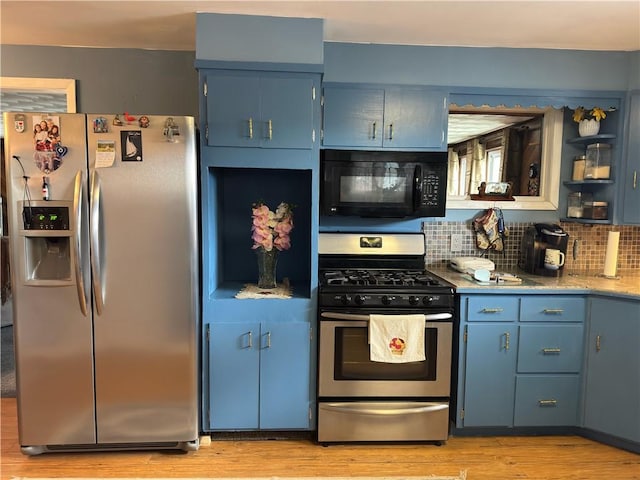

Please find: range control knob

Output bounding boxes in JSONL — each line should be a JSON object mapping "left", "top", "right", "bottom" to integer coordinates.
{"left": 381, "top": 295, "right": 391, "bottom": 306}
{"left": 423, "top": 296, "right": 434, "bottom": 306}
{"left": 340, "top": 295, "right": 352, "bottom": 306}
{"left": 354, "top": 295, "right": 365, "bottom": 306}
{"left": 408, "top": 296, "right": 420, "bottom": 306}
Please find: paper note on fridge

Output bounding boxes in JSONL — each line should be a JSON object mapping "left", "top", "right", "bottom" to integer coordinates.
{"left": 95, "top": 140, "right": 116, "bottom": 168}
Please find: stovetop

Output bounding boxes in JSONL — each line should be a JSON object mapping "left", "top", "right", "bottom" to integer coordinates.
{"left": 320, "top": 269, "right": 448, "bottom": 287}
{"left": 318, "top": 268, "right": 455, "bottom": 309}
{"left": 317, "top": 233, "right": 454, "bottom": 310}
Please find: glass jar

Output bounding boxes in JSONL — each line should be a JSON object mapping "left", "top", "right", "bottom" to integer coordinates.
{"left": 584, "top": 143, "right": 611, "bottom": 179}
{"left": 582, "top": 201, "right": 609, "bottom": 220}
{"left": 572, "top": 155, "right": 586, "bottom": 181}
{"left": 567, "top": 192, "right": 591, "bottom": 218}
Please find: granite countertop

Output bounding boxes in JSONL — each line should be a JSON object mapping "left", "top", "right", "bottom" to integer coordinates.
{"left": 429, "top": 266, "right": 640, "bottom": 299}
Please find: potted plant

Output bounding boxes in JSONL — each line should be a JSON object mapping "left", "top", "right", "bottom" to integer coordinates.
{"left": 573, "top": 106, "right": 607, "bottom": 137}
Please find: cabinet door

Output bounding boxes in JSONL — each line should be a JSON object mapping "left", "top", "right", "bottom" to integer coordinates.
{"left": 259, "top": 322, "right": 311, "bottom": 429}
{"left": 208, "top": 322, "right": 260, "bottom": 430}
{"left": 463, "top": 324, "right": 518, "bottom": 427}
{"left": 206, "top": 74, "right": 260, "bottom": 147}
{"left": 384, "top": 89, "right": 447, "bottom": 149}
{"left": 584, "top": 298, "right": 640, "bottom": 442}
{"left": 622, "top": 92, "right": 640, "bottom": 224}
{"left": 260, "top": 77, "right": 314, "bottom": 149}
{"left": 322, "top": 86, "right": 385, "bottom": 148}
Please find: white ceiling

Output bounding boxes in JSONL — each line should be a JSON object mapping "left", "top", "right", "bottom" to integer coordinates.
{"left": 1, "top": 1, "right": 639, "bottom": 52}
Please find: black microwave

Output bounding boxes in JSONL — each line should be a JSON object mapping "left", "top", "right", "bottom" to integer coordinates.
{"left": 320, "top": 150, "right": 448, "bottom": 218}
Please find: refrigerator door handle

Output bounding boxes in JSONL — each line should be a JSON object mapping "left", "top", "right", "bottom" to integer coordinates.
{"left": 90, "top": 170, "right": 105, "bottom": 315}
{"left": 73, "top": 170, "right": 88, "bottom": 316}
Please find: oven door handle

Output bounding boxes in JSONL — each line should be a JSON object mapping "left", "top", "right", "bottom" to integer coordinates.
{"left": 320, "top": 312, "right": 452, "bottom": 322}
{"left": 322, "top": 402, "right": 449, "bottom": 416}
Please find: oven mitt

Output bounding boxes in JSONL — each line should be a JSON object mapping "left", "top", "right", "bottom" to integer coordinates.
{"left": 473, "top": 208, "right": 508, "bottom": 251}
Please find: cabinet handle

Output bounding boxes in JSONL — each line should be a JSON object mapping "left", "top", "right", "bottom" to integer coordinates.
{"left": 372, "top": 121, "right": 377, "bottom": 140}
{"left": 634, "top": 170, "right": 638, "bottom": 189}
{"left": 502, "top": 332, "right": 510, "bottom": 351}
{"left": 543, "top": 309, "right": 564, "bottom": 315}
{"left": 542, "top": 348, "right": 561, "bottom": 354}
{"left": 595, "top": 334, "right": 601, "bottom": 352}
{"left": 265, "top": 331, "right": 271, "bottom": 349}
{"left": 248, "top": 118, "right": 253, "bottom": 139}
{"left": 267, "top": 119, "right": 273, "bottom": 140}
{"left": 538, "top": 399, "right": 558, "bottom": 407}
{"left": 244, "top": 331, "right": 253, "bottom": 349}
{"left": 388, "top": 123, "right": 394, "bottom": 140}
{"left": 482, "top": 308, "right": 504, "bottom": 313}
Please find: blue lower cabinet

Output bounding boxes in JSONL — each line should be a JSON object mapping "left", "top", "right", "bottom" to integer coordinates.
{"left": 209, "top": 322, "right": 261, "bottom": 430}
{"left": 458, "top": 294, "right": 586, "bottom": 430}
{"left": 583, "top": 297, "right": 640, "bottom": 444}
{"left": 259, "top": 322, "right": 312, "bottom": 429}
{"left": 514, "top": 375, "right": 579, "bottom": 426}
{"left": 462, "top": 324, "right": 518, "bottom": 427}
{"left": 208, "top": 320, "right": 312, "bottom": 431}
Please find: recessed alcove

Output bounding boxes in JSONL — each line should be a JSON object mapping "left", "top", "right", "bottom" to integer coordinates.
{"left": 206, "top": 167, "right": 313, "bottom": 299}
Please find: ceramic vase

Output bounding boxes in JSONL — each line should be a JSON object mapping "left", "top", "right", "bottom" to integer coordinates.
{"left": 578, "top": 119, "right": 600, "bottom": 137}
{"left": 256, "top": 248, "right": 278, "bottom": 289}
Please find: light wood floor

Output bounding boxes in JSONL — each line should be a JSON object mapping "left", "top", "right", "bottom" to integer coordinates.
{"left": 1, "top": 398, "right": 638, "bottom": 480}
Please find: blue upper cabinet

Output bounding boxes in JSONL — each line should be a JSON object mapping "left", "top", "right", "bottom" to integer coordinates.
{"left": 622, "top": 91, "right": 640, "bottom": 224}
{"left": 204, "top": 70, "right": 316, "bottom": 149}
{"left": 322, "top": 84, "right": 448, "bottom": 151}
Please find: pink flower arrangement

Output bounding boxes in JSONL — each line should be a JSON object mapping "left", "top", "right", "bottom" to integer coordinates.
{"left": 251, "top": 201, "right": 294, "bottom": 252}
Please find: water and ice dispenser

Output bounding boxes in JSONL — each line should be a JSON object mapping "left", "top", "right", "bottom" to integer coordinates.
{"left": 20, "top": 202, "right": 73, "bottom": 284}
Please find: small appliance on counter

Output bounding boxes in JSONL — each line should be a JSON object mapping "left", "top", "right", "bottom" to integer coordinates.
{"left": 519, "top": 224, "right": 569, "bottom": 277}
{"left": 450, "top": 256, "right": 495, "bottom": 274}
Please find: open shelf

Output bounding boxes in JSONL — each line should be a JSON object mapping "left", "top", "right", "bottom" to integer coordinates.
{"left": 203, "top": 167, "right": 314, "bottom": 302}
{"left": 563, "top": 180, "right": 614, "bottom": 186}
{"left": 560, "top": 217, "right": 612, "bottom": 225}
{"left": 566, "top": 134, "right": 615, "bottom": 145}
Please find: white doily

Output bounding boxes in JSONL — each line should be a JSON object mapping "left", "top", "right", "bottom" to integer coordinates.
{"left": 235, "top": 283, "right": 292, "bottom": 299}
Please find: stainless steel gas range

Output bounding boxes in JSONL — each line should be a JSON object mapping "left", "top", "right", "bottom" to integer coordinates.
{"left": 317, "top": 232, "right": 456, "bottom": 443}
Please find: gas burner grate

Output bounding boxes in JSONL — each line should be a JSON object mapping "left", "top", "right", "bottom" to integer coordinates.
{"left": 320, "top": 269, "right": 446, "bottom": 287}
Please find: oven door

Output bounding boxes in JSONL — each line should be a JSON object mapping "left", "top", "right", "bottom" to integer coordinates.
{"left": 318, "top": 311, "right": 453, "bottom": 398}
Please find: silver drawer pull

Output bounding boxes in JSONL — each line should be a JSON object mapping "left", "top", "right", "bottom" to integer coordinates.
{"left": 538, "top": 399, "right": 558, "bottom": 407}
{"left": 542, "top": 348, "right": 561, "bottom": 354}
{"left": 482, "top": 308, "right": 504, "bottom": 313}
{"left": 543, "top": 309, "right": 564, "bottom": 314}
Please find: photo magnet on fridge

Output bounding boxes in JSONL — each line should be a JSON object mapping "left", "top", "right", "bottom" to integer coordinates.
{"left": 121, "top": 130, "right": 143, "bottom": 162}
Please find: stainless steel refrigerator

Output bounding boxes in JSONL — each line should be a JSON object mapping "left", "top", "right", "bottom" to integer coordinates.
{"left": 3, "top": 113, "right": 199, "bottom": 455}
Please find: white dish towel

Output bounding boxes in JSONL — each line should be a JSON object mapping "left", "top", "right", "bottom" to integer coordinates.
{"left": 369, "top": 314, "right": 426, "bottom": 363}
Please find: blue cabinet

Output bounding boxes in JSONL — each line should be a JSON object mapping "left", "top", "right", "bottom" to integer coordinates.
{"left": 322, "top": 84, "right": 448, "bottom": 151}
{"left": 463, "top": 323, "right": 518, "bottom": 427}
{"left": 583, "top": 296, "right": 640, "bottom": 444}
{"left": 197, "top": 65, "right": 322, "bottom": 433}
{"left": 208, "top": 319, "right": 312, "bottom": 430}
{"left": 622, "top": 91, "right": 640, "bottom": 224}
{"left": 204, "top": 71, "right": 316, "bottom": 149}
{"left": 208, "top": 322, "right": 260, "bottom": 429}
{"left": 457, "top": 294, "right": 585, "bottom": 429}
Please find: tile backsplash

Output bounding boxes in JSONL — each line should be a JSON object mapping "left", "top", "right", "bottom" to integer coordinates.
{"left": 423, "top": 221, "right": 640, "bottom": 273}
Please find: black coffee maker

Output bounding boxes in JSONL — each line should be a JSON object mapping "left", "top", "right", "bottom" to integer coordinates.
{"left": 519, "top": 224, "right": 569, "bottom": 277}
